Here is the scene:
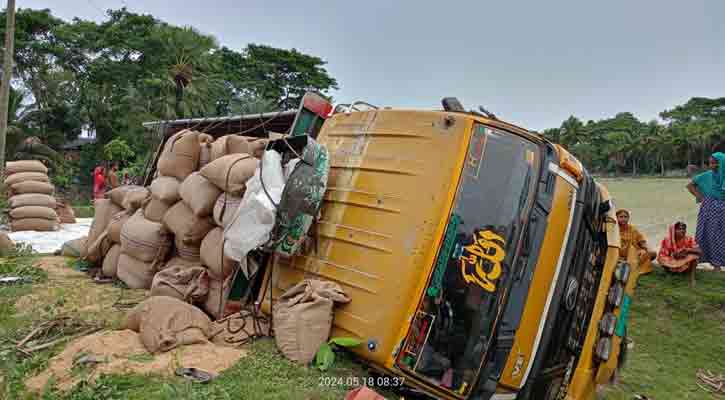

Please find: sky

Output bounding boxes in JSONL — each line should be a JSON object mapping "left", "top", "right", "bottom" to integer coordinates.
{"left": 20, "top": 0, "right": 725, "bottom": 131}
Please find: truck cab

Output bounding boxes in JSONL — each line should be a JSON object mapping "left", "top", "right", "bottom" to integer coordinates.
{"left": 260, "top": 100, "right": 635, "bottom": 400}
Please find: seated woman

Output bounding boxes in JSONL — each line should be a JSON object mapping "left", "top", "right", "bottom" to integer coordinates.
{"left": 657, "top": 222, "right": 701, "bottom": 286}
{"left": 617, "top": 209, "right": 656, "bottom": 274}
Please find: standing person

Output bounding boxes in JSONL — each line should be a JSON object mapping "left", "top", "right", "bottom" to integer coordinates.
{"left": 108, "top": 162, "right": 120, "bottom": 189}
{"left": 616, "top": 209, "right": 656, "bottom": 274}
{"left": 657, "top": 222, "right": 701, "bottom": 287}
{"left": 687, "top": 152, "right": 725, "bottom": 271}
{"left": 122, "top": 171, "right": 131, "bottom": 185}
{"left": 92, "top": 166, "right": 105, "bottom": 200}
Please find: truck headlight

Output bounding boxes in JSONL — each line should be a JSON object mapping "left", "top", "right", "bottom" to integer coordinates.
{"left": 595, "top": 337, "right": 612, "bottom": 362}
{"left": 608, "top": 283, "right": 624, "bottom": 307}
{"left": 599, "top": 312, "right": 617, "bottom": 336}
{"left": 614, "top": 261, "right": 631, "bottom": 283}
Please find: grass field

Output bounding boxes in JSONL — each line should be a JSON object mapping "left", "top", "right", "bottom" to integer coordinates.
{"left": 0, "top": 178, "right": 723, "bottom": 400}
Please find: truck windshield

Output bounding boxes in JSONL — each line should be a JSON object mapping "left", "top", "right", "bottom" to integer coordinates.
{"left": 396, "top": 124, "right": 540, "bottom": 396}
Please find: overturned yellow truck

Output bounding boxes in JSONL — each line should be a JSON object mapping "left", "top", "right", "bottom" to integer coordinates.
{"left": 260, "top": 98, "right": 637, "bottom": 400}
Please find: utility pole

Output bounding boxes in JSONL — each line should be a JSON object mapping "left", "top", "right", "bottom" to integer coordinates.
{"left": 0, "top": 0, "right": 16, "bottom": 173}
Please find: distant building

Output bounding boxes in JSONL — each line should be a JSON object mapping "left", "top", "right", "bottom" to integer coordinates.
{"left": 61, "top": 137, "right": 96, "bottom": 161}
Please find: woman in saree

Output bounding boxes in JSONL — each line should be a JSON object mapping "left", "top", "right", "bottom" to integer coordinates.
{"left": 92, "top": 166, "right": 105, "bottom": 200}
{"left": 687, "top": 152, "right": 725, "bottom": 271}
{"left": 616, "top": 209, "right": 656, "bottom": 274}
{"left": 657, "top": 222, "right": 701, "bottom": 287}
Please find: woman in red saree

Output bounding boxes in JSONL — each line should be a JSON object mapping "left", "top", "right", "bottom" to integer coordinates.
{"left": 92, "top": 166, "right": 106, "bottom": 200}
{"left": 657, "top": 222, "right": 701, "bottom": 287}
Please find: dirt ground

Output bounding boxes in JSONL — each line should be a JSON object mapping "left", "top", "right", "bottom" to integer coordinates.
{"left": 26, "top": 330, "right": 246, "bottom": 392}
{"left": 17, "top": 257, "right": 248, "bottom": 393}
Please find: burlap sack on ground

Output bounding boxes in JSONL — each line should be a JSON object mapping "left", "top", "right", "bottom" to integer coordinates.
{"left": 143, "top": 197, "right": 171, "bottom": 223}
{"left": 179, "top": 172, "right": 221, "bottom": 217}
{"left": 0, "top": 232, "right": 15, "bottom": 256}
{"left": 85, "top": 199, "right": 122, "bottom": 260}
{"left": 116, "top": 253, "right": 156, "bottom": 289}
{"left": 11, "top": 181, "right": 54, "bottom": 195}
{"left": 201, "top": 228, "right": 236, "bottom": 280}
{"left": 5, "top": 160, "right": 47, "bottom": 175}
{"left": 124, "top": 296, "right": 211, "bottom": 353}
{"left": 8, "top": 193, "right": 56, "bottom": 209}
{"left": 121, "top": 210, "right": 171, "bottom": 264}
{"left": 60, "top": 237, "right": 86, "bottom": 257}
{"left": 150, "top": 176, "right": 181, "bottom": 204}
{"left": 11, "top": 218, "right": 58, "bottom": 232}
{"left": 203, "top": 276, "right": 234, "bottom": 320}
{"left": 157, "top": 129, "right": 201, "bottom": 180}
{"left": 85, "top": 231, "right": 113, "bottom": 263}
{"left": 175, "top": 236, "right": 201, "bottom": 261}
{"left": 162, "top": 256, "right": 202, "bottom": 270}
{"left": 213, "top": 193, "right": 242, "bottom": 227}
{"left": 200, "top": 154, "right": 257, "bottom": 195}
{"left": 107, "top": 210, "right": 132, "bottom": 244}
{"left": 102, "top": 244, "right": 122, "bottom": 278}
{"left": 151, "top": 265, "right": 209, "bottom": 303}
{"left": 56, "top": 201, "right": 76, "bottom": 224}
{"left": 273, "top": 280, "right": 351, "bottom": 364}
{"left": 163, "top": 202, "right": 215, "bottom": 245}
{"left": 210, "top": 135, "right": 250, "bottom": 161}
{"left": 10, "top": 206, "right": 58, "bottom": 220}
{"left": 4, "top": 171, "right": 49, "bottom": 186}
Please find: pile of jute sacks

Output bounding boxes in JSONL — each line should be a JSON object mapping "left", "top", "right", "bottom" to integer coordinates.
{"left": 4, "top": 160, "right": 60, "bottom": 232}
{"left": 84, "top": 129, "right": 269, "bottom": 318}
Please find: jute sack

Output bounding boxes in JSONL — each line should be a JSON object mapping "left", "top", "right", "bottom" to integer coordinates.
{"left": 4, "top": 171, "right": 49, "bottom": 186}
{"left": 200, "top": 228, "right": 236, "bottom": 280}
{"left": 143, "top": 197, "right": 171, "bottom": 223}
{"left": 157, "top": 129, "right": 201, "bottom": 181}
{"left": 124, "top": 296, "right": 211, "bottom": 353}
{"left": 203, "top": 276, "right": 234, "bottom": 320}
{"left": 150, "top": 265, "right": 210, "bottom": 303}
{"left": 199, "top": 143, "right": 212, "bottom": 168}
{"left": 0, "top": 233, "right": 15, "bottom": 256}
{"left": 163, "top": 202, "right": 215, "bottom": 245}
{"left": 85, "top": 231, "right": 113, "bottom": 264}
{"left": 242, "top": 136, "right": 269, "bottom": 159}
{"left": 10, "top": 206, "right": 58, "bottom": 220}
{"left": 179, "top": 172, "right": 221, "bottom": 217}
{"left": 200, "top": 154, "right": 257, "bottom": 195}
{"left": 86, "top": 199, "right": 122, "bottom": 259}
{"left": 56, "top": 201, "right": 76, "bottom": 224}
{"left": 5, "top": 160, "right": 47, "bottom": 175}
{"left": 11, "top": 181, "right": 54, "bottom": 195}
{"left": 11, "top": 218, "right": 58, "bottom": 232}
{"left": 120, "top": 210, "right": 171, "bottom": 264}
{"left": 150, "top": 176, "right": 181, "bottom": 204}
{"left": 199, "top": 133, "right": 214, "bottom": 144}
{"left": 60, "top": 237, "right": 86, "bottom": 257}
{"left": 212, "top": 193, "right": 242, "bottom": 227}
{"left": 8, "top": 193, "right": 56, "bottom": 209}
{"left": 116, "top": 253, "right": 156, "bottom": 289}
{"left": 107, "top": 210, "right": 132, "bottom": 244}
{"left": 273, "top": 280, "right": 351, "bottom": 364}
{"left": 210, "top": 135, "right": 250, "bottom": 161}
{"left": 106, "top": 185, "right": 145, "bottom": 207}
{"left": 175, "top": 236, "right": 201, "bottom": 261}
{"left": 162, "top": 256, "right": 203, "bottom": 271}
{"left": 102, "top": 244, "right": 122, "bottom": 278}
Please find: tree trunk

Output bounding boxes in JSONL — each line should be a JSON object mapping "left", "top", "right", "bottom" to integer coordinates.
{"left": 660, "top": 155, "right": 665, "bottom": 176}
{"left": 632, "top": 158, "right": 638, "bottom": 177}
{"left": 175, "top": 80, "right": 184, "bottom": 118}
{"left": 701, "top": 143, "right": 706, "bottom": 168}
{"left": 687, "top": 145, "right": 692, "bottom": 165}
{"left": 0, "top": 0, "right": 17, "bottom": 173}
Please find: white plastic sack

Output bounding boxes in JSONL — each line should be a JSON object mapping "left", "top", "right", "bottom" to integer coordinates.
{"left": 223, "top": 150, "right": 285, "bottom": 278}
